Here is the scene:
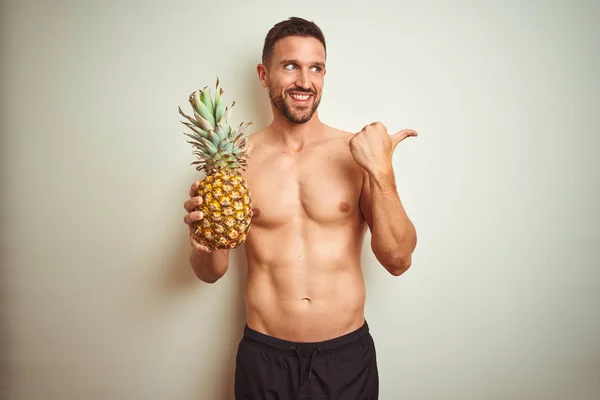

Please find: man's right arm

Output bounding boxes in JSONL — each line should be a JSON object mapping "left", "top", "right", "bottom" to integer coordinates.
{"left": 190, "top": 248, "right": 230, "bottom": 283}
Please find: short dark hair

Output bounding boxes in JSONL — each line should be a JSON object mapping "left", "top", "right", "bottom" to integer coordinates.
{"left": 261, "top": 17, "right": 327, "bottom": 66}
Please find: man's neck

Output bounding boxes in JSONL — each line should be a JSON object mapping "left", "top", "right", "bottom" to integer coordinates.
{"left": 268, "top": 113, "right": 325, "bottom": 152}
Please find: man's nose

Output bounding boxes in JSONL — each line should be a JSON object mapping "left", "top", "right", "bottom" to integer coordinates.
{"left": 296, "top": 70, "right": 311, "bottom": 89}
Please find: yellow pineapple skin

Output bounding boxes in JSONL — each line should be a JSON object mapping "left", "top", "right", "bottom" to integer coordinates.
{"left": 193, "top": 170, "right": 252, "bottom": 250}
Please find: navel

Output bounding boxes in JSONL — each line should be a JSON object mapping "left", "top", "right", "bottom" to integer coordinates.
{"left": 339, "top": 201, "right": 351, "bottom": 212}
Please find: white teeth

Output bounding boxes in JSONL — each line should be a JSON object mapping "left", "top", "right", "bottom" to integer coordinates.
{"left": 291, "top": 94, "right": 310, "bottom": 100}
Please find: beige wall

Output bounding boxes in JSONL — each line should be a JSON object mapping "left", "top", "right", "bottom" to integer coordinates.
{"left": 1, "top": 0, "right": 599, "bottom": 399}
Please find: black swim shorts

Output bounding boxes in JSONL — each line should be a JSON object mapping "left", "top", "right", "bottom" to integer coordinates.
{"left": 234, "top": 320, "right": 379, "bottom": 400}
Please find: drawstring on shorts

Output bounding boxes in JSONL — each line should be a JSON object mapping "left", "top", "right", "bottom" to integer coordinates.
{"left": 293, "top": 346, "right": 321, "bottom": 392}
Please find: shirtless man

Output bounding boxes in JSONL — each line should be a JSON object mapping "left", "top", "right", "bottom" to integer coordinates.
{"left": 183, "top": 17, "right": 417, "bottom": 400}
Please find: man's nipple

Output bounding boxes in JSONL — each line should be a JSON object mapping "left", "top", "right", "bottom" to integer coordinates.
{"left": 339, "top": 201, "right": 351, "bottom": 212}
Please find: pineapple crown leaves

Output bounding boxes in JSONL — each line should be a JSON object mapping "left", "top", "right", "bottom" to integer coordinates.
{"left": 179, "top": 78, "right": 252, "bottom": 174}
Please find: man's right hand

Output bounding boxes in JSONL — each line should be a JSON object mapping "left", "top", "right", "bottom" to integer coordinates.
{"left": 183, "top": 180, "right": 211, "bottom": 253}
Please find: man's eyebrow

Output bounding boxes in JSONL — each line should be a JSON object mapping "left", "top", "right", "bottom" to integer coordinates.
{"left": 279, "top": 59, "right": 326, "bottom": 68}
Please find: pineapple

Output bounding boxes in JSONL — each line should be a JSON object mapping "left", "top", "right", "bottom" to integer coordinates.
{"left": 178, "top": 78, "right": 253, "bottom": 250}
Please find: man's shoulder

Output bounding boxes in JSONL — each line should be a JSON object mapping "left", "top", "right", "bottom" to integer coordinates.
{"left": 324, "top": 124, "right": 355, "bottom": 137}
{"left": 322, "top": 125, "right": 356, "bottom": 147}
{"left": 246, "top": 129, "right": 268, "bottom": 154}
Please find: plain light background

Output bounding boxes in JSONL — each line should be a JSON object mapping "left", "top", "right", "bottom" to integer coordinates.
{"left": 1, "top": 0, "right": 599, "bottom": 399}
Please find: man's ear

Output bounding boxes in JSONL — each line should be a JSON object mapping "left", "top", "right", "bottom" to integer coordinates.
{"left": 256, "top": 64, "right": 269, "bottom": 88}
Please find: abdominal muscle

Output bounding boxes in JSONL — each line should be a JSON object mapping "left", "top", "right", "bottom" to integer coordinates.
{"left": 243, "top": 219, "right": 367, "bottom": 342}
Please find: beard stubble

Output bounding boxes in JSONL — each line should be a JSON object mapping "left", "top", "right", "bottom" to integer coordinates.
{"left": 268, "top": 86, "right": 321, "bottom": 124}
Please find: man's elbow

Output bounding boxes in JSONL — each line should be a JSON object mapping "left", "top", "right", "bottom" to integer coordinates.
{"left": 191, "top": 262, "right": 228, "bottom": 284}
{"left": 386, "top": 255, "right": 412, "bottom": 276}
{"left": 196, "top": 271, "right": 225, "bottom": 284}
{"left": 379, "top": 243, "right": 415, "bottom": 276}
{"left": 374, "top": 240, "right": 416, "bottom": 277}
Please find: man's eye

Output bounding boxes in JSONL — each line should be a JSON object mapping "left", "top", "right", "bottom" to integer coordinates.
{"left": 285, "top": 64, "right": 295, "bottom": 70}
{"left": 311, "top": 66, "right": 321, "bottom": 72}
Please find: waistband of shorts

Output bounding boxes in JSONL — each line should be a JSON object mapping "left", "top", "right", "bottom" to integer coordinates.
{"left": 242, "top": 319, "right": 370, "bottom": 353}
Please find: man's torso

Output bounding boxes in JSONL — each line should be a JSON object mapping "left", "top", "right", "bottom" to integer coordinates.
{"left": 241, "top": 125, "right": 369, "bottom": 342}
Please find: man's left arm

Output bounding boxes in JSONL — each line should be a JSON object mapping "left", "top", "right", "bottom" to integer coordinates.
{"left": 351, "top": 122, "right": 418, "bottom": 276}
{"left": 359, "top": 168, "right": 417, "bottom": 276}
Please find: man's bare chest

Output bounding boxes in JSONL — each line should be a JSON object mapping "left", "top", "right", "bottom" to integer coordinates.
{"left": 242, "top": 144, "right": 364, "bottom": 227}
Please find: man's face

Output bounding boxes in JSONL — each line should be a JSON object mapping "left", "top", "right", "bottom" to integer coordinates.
{"left": 260, "top": 36, "right": 326, "bottom": 124}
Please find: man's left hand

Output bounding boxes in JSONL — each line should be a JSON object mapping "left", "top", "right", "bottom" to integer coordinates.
{"left": 349, "top": 122, "right": 417, "bottom": 176}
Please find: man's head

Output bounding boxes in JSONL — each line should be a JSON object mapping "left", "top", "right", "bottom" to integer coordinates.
{"left": 257, "top": 17, "right": 327, "bottom": 124}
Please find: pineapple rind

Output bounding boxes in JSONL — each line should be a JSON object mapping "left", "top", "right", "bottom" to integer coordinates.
{"left": 193, "top": 170, "right": 252, "bottom": 250}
